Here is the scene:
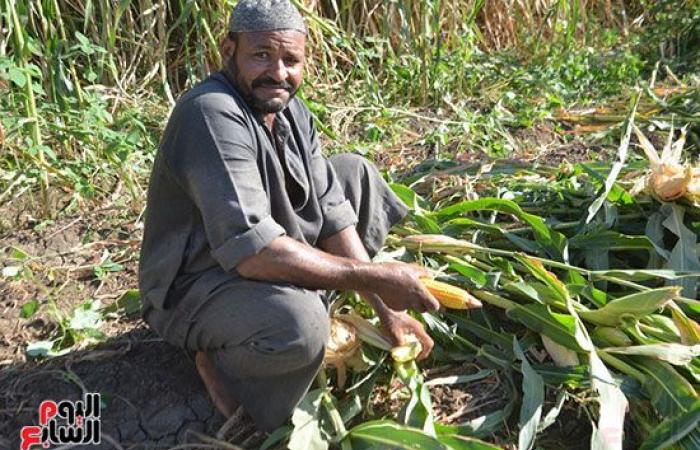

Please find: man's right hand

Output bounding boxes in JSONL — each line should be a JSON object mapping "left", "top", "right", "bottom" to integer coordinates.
{"left": 367, "top": 262, "right": 441, "bottom": 312}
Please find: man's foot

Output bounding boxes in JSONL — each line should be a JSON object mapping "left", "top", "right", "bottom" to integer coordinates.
{"left": 195, "top": 351, "right": 241, "bottom": 418}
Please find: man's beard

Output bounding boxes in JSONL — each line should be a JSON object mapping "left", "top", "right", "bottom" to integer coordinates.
{"left": 226, "top": 55, "right": 298, "bottom": 114}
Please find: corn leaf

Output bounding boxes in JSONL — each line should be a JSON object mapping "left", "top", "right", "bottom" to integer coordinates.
{"left": 390, "top": 183, "right": 423, "bottom": 211}
{"left": 603, "top": 344, "right": 700, "bottom": 366}
{"left": 446, "top": 259, "right": 489, "bottom": 289}
{"left": 578, "top": 287, "right": 680, "bottom": 327}
{"left": 438, "top": 435, "right": 503, "bottom": 450}
{"left": 515, "top": 255, "right": 570, "bottom": 304}
{"left": 506, "top": 304, "right": 584, "bottom": 351}
{"left": 662, "top": 204, "right": 700, "bottom": 298}
{"left": 429, "top": 198, "right": 568, "bottom": 261}
{"left": 425, "top": 370, "right": 494, "bottom": 387}
{"left": 531, "top": 364, "right": 590, "bottom": 387}
{"left": 589, "top": 351, "right": 628, "bottom": 450}
{"left": 514, "top": 338, "right": 544, "bottom": 450}
{"left": 586, "top": 94, "right": 639, "bottom": 224}
{"left": 638, "top": 400, "right": 700, "bottom": 450}
{"left": 449, "top": 314, "right": 515, "bottom": 352}
{"left": 569, "top": 230, "right": 655, "bottom": 251}
{"left": 588, "top": 269, "right": 700, "bottom": 281}
{"left": 348, "top": 420, "right": 499, "bottom": 450}
{"left": 288, "top": 388, "right": 328, "bottom": 450}
{"left": 562, "top": 287, "right": 627, "bottom": 450}
{"left": 634, "top": 359, "right": 699, "bottom": 418}
{"left": 671, "top": 307, "right": 700, "bottom": 345}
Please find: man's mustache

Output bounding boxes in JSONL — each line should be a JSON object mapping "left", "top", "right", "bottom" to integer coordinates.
{"left": 252, "top": 78, "right": 293, "bottom": 91}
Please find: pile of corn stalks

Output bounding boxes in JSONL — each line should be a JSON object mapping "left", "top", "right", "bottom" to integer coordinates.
{"left": 264, "top": 120, "right": 700, "bottom": 450}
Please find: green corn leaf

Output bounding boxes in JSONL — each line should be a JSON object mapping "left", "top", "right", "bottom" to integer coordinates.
{"left": 504, "top": 281, "right": 562, "bottom": 306}
{"left": 559, "top": 284, "right": 628, "bottom": 450}
{"left": 569, "top": 230, "right": 655, "bottom": 251}
{"left": 634, "top": 359, "right": 698, "bottom": 418}
{"left": 584, "top": 94, "right": 639, "bottom": 224}
{"left": 602, "top": 344, "right": 700, "bottom": 366}
{"left": 639, "top": 400, "right": 700, "bottom": 450}
{"left": 671, "top": 303, "right": 700, "bottom": 345}
{"left": 579, "top": 287, "right": 680, "bottom": 327}
{"left": 437, "top": 435, "right": 503, "bottom": 450}
{"left": 662, "top": 204, "right": 700, "bottom": 298}
{"left": 443, "top": 217, "right": 507, "bottom": 236}
{"left": 506, "top": 304, "right": 584, "bottom": 352}
{"left": 446, "top": 258, "right": 489, "bottom": 289}
{"left": 448, "top": 313, "right": 514, "bottom": 351}
{"left": 348, "top": 420, "right": 498, "bottom": 449}
{"left": 390, "top": 182, "right": 422, "bottom": 211}
{"left": 288, "top": 388, "right": 328, "bottom": 450}
{"left": 429, "top": 198, "right": 568, "bottom": 260}
{"left": 413, "top": 213, "right": 443, "bottom": 234}
{"left": 514, "top": 338, "right": 544, "bottom": 450}
{"left": 425, "top": 370, "right": 494, "bottom": 387}
{"left": 531, "top": 364, "right": 589, "bottom": 387}
{"left": 515, "top": 255, "right": 570, "bottom": 304}
{"left": 588, "top": 269, "right": 700, "bottom": 282}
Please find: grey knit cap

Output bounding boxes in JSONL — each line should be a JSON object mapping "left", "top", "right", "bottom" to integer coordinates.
{"left": 229, "top": 0, "right": 306, "bottom": 34}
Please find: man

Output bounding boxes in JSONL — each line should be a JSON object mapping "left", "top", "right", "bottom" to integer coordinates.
{"left": 139, "top": 0, "right": 439, "bottom": 433}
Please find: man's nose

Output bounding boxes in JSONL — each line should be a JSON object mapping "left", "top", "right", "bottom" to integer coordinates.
{"left": 267, "top": 58, "right": 288, "bottom": 83}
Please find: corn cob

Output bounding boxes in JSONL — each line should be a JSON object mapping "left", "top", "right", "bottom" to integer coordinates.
{"left": 420, "top": 278, "right": 482, "bottom": 310}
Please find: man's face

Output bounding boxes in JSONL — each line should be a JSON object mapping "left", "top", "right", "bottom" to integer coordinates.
{"left": 223, "top": 30, "right": 305, "bottom": 114}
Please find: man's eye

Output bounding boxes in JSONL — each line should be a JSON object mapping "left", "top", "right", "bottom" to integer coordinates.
{"left": 255, "top": 52, "right": 269, "bottom": 59}
{"left": 284, "top": 57, "right": 300, "bottom": 66}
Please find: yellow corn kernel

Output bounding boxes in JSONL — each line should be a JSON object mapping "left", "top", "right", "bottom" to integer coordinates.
{"left": 421, "top": 278, "right": 482, "bottom": 310}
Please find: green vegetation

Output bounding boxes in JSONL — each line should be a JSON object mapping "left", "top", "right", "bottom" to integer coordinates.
{"left": 1, "top": 0, "right": 699, "bottom": 449}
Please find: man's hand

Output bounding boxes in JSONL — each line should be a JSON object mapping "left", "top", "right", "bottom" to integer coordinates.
{"left": 378, "top": 310, "right": 434, "bottom": 360}
{"left": 368, "top": 262, "right": 440, "bottom": 313}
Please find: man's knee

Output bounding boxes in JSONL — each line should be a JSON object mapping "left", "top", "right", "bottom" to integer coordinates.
{"left": 329, "top": 153, "right": 375, "bottom": 184}
{"left": 246, "top": 288, "right": 330, "bottom": 369}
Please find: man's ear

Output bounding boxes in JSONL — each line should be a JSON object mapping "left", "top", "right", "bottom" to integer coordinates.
{"left": 220, "top": 36, "right": 236, "bottom": 61}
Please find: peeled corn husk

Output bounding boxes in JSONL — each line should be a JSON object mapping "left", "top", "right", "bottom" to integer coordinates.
{"left": 326, "top": 318, "right": 361, "bottom": 361}
{"left": 325, "top": 314, "right": 424, "bottom": 386}
{"left": 633, "top": 124, "right": 699, "bottom": 203}
{"left": 324, "top": 317, "right": 366, "bottom": 388}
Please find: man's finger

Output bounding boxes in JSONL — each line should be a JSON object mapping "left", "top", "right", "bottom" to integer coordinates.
{"left": 421, "top": 289, "right": 441, "bottom": 312}
{"left": 417, "top": 335, "right": 434, "bottom": 360}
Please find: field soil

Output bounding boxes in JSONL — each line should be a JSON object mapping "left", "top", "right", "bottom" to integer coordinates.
{"left": 0, "top": 211, "right": 268, "bottom": 449}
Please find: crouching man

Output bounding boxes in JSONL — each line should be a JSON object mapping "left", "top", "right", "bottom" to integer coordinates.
{"left": 139, "top": 0, "right": 439, "bottom": 432}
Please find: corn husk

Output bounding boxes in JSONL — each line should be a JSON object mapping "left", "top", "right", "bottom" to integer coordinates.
{"left": 391, "top": 334, "right": 422, "bottom": 363}
{"left": 325, "top": 314, "right": 425, "bottom": 386}
{"left": 324, "top": 317, "right": 364, "bottom": 388}
{"left": 633, "top": 125, "right": 698, "bottom": 203}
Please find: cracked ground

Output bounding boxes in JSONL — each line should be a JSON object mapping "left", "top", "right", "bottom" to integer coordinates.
{"left": 0, "top": 209, "right": 268, "bottom": 449}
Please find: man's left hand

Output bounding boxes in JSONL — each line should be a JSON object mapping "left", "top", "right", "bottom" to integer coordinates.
{"left": 378, "top": 310, "right": 434, "bottom": 361}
